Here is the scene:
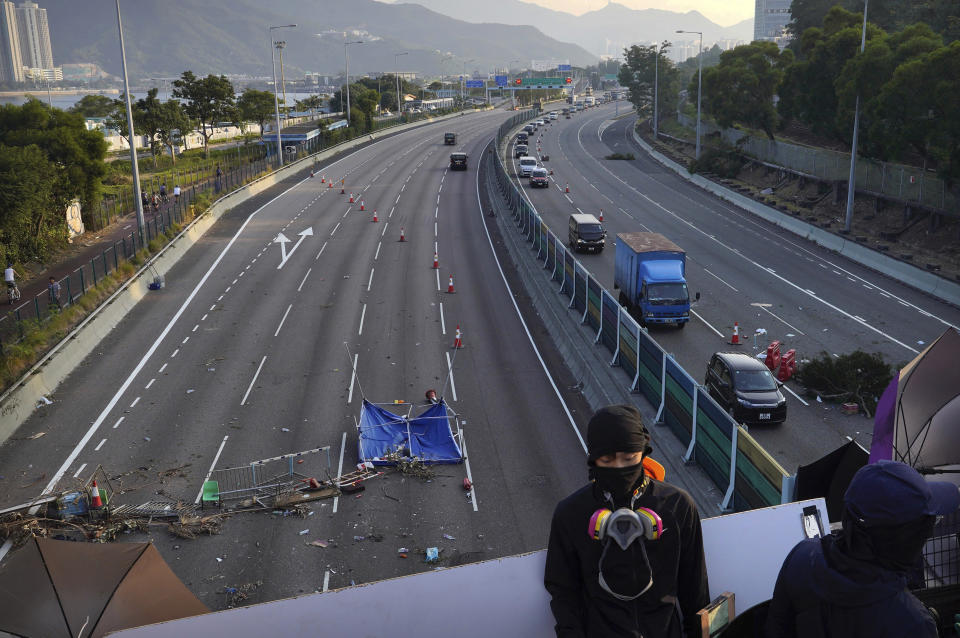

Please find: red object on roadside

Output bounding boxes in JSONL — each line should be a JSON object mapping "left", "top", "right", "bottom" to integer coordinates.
{"left": 778, "top": 349, "right": 797, "bottom": 382}
{"left": 90, "top": 480, "right": 103, "bottom": 508}
{"left": 765, "top": 341, "right": 782, "bottom": 371}
{"left": 463, "top": 478, "right": 472, "bottom": 491}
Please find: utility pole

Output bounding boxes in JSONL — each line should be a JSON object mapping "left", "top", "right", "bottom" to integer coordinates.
{"left": 344, "top": 40, "right": 363, "bottom": 126}
{"left": 269, "top": 24, "right": 296, "bottom": 167}
{"left": 844, "top": 0, "right": 870, "bottom": 232}
{"left": 116, "top": 0, "right": 145, "bottom": 245}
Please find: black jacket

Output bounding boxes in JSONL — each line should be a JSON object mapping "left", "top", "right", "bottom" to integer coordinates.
{"left": 544, "top": 479, "right": 709, "bottom": 638}
{"left": 765, "top": 535, "right": 938, "bottom": 638}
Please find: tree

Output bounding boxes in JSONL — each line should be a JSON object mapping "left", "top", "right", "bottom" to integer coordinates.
{"left": 105, "top": 94, "right": 144, "bottom": 149}
{"left": 352, "top": 86, "right": 380, "bottom": 132}
{"left": 0, "top": 100, "right": 108, "bottom": 233}
{"left": 237, "top": 88, "right": 276, "bottom": 139}
{"left": 700, "top": 41, "right": 793, "bottom": 139}
{"left": 135, "top": 88, "right": 166, "bottom": 167}
{"left": 618, "top": 42, "right": 679, "bottom": 127}
{"left": 155, "top": 100, "right": 191, "bottom": 166}
{"left": 0, "top": 144, "right": 63, "bottom": 262}
{"left": 172, "top": 71, "right": 235, "bottom": 157}
{"left": 69, "top": 94, "right": 115, "bottom": 118}
{"left": 295, "top": 95, "right": 322, "bottom": 115}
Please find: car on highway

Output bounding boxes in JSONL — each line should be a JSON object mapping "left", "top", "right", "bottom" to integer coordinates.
{"left": 529, "top": 167, "right": 549, "bottom": 188}
{"left": 704, "top": 352, "right": 787, "bottom": 425}
{"left": 444, "top": 132, "right": 456, "bottom": 145}
{"left": 516, "top": 132, "right": 528, "bottom": 144}
{"left": 548, "top": 112, "right": 558, "bottom": 120}
{"left": 568, "top": 214, "right": 606, "bottom": 253}
{"left": 514, "top": 143, "right": 528, "bottom": 158}
{"left": 518, "top": 156, "right": 538, "bottom": 177}
{"left": 523, "top": 124, "right": 535, "bottom": 134}
{"left": 536, "top": 119, "right": 546, "bottom": 126}
{"left": 449, "top": 152, "right": 468, "bottom": 171}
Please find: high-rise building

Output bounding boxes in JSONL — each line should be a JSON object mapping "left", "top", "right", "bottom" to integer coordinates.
{"left": 16, "top": 0, "right": 53, "bottom": 70}
{"left": 754, "top": 0, "right": 792, "bottom": 42}
{"left": 0, "top": 0, "right": 23, "bottom": 83}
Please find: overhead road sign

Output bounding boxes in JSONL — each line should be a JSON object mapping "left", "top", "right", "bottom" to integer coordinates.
{"left": 558, "top": 64, "right": 571, "bottom": 71}
{"left": 495, "top": 75, "right": 508, "bottom": 87}
{"left": 465, "top": 80, "right": 484, "bottom": 88}
{"left": 506, "top": 77, "right": 573, "bottom": 90}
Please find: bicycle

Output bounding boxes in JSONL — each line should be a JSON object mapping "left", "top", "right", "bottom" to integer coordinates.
{"left": 6, "top": 282, "right": 20, "bottom": 304}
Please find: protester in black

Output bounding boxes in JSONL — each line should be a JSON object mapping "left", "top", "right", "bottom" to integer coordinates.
{"left": 766, "top": 460, "right": 960, "bottom": 638}
{"left": 544, "top": 405, "right": 710, "bottom": 638}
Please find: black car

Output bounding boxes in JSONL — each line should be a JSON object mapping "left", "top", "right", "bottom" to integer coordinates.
{"left": 449, "top": 152, "right": 468, "bottom": 171}
{"left": 704, "top": 352, "right": 787, "bottom": 425}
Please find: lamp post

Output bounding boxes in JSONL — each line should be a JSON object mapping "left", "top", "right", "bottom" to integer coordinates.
{"left": 116, "top": 0, "right": 145, "bottom": 245}
{"left": 461, "top": 59, "right": 474, "bottom": 112}
{"left": 344, "top": 40, "right": 363, "bottom": 126}
{"left": 653, "top": 43, "right": 661, "bottom": 138}
{"left": 395, "top": 51, "right": 408, "bottom": 117}
{"left": 676, "top": 29, "right": 703, "bottom": 159}
{"left": 270, "top": 24, "right": 296, "bottom": 168}
{"left": 275, "top": 40, "right": 288, "bottom": 121}
{"left": 844, "top": 0, "right": 870, "bottom": 232}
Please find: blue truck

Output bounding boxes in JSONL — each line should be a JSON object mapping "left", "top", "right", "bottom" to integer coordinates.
{"left": 614, "top": 232, "right": 693, "bottom": 328}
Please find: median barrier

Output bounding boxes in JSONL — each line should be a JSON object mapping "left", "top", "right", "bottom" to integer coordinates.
{"left": 631, "top": 127, "right": 960, "bottom": 307}
{"left": 487, "top": 113, "right": 789, "bottom": 512}
{"left": 0, "top": 108, "right": 484, "bottom": 447}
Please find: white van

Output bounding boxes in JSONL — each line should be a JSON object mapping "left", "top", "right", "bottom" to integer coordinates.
{"left": 518, "top": 156, "right": 538, "bottom": 177}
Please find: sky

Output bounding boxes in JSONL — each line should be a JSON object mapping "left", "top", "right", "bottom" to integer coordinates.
{"left": 519, "top": 0, "right": 753, "bottom": 25}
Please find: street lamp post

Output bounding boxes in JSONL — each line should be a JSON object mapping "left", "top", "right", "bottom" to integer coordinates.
{"left": 461, "top": 59, "right": 474, "bottom": 112}
{"left": 676, "top": 30, "right": 703, "bottom": 159}
{"left": 344, "top": 40, "right": 363, "bottom": 126}
{"left": 269, "top": 24, "right": 296, "bottom": 168}
{"left": 115, "top": 0, "right": 144, "bottom": 245}
{"left": 394, "top": 51, "right": 408, "bottom": 117}
{"left": 276, "top": 41, "right": 288, "bottom": 121}
{"left": 844, "top": 0, "right": 870, "bottom": 232}
{"left": 654, "top": 43, "right": 659, "bottom": 138}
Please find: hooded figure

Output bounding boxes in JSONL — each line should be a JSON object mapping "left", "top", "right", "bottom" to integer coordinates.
{"left": 765, "top": 460, "right": 960, "bottom": 638}
{"left": 544, "top": 405, "right": 709, "bottom": 638}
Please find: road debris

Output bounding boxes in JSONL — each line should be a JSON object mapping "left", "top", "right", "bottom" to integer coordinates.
{"left": 224, "top": 581, "right": 262, "bottom": 608}
{"left": 298, "top": 529, "right": 310, "bottom": 535}
{"left": 309, "top": 539, "right": 329, "bottom": 548}
{"left": 425, "top": 547, "right": 440, "bottom": 562}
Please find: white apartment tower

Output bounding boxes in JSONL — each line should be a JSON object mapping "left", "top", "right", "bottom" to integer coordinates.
{"left": 754, "top": 0, "right": 792, "bottom": 42}
{"left": 0, "top": 0, "right": 23, "bottom": 83}
{"left": 16, "top": 0, "right": 52, "bottom": 70}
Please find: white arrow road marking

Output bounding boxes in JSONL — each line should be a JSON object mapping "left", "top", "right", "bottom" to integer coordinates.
{"left": 276, "top": 227, "right": 314, "bottom": 269}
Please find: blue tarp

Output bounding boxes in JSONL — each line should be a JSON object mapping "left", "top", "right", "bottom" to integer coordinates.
{"left": 357, "top": 399, "right": 463, "bottom": 465}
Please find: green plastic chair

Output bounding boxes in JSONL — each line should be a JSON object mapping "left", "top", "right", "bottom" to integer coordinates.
{"left": 201, "top": 480, "right": 220, "bottom": 509}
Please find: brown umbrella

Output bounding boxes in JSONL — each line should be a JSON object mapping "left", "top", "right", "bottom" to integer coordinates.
{"left": 0, "top": 538, "right": 207, "bottom": 638}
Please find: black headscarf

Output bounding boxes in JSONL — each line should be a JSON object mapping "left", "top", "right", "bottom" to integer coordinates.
{"left": 586, "top": 405, "right": 653, "bottom": 508}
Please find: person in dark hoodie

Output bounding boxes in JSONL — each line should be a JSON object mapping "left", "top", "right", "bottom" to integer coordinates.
{"left": 765, "top": 459, "right": 960, "bottom": 638}
{"left": 544, "top": 404, "right": 709, "bottom": 638}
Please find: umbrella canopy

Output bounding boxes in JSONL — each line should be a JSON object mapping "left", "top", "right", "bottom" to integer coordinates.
{"left": 795, "top": 439, "right": 869, "bottom": 522}
{"left": 0, "top": 538, "right": 207, "bottom": 638}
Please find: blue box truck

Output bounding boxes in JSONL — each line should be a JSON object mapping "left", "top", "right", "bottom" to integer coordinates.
{"left": 614, "top": 232, "right": 693, "bottom": 328}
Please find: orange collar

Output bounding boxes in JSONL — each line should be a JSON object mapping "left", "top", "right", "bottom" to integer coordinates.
{"left": 643, "top": 456, "right": 665, "bottom": 481}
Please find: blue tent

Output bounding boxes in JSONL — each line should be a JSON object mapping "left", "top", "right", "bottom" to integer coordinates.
{"left": 357, "top": 399, "right": 463, "bottom": 465}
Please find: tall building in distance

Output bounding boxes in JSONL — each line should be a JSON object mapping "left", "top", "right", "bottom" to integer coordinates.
{"left": 0, "top": 0, "right": 23, "bottom": 83}
{"left": 754, "top": 0, "right": 792, "bottom": 43}
{"left": 16, "top": 0, "right": 52, "bottom": 70}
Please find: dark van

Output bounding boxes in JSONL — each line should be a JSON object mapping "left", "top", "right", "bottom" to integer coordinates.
{"left": 444, "top": 132, "right": 456, "bottom": 145}
{"left": 568, "top": 214, "right": 606, "bottom": 253}
{"left": 449, "top": 152, "right": 468, "bottom": 171}
{"left": 704, "top": 352, "right": 787, "bottom": 425}
{"left": 516, "top": 132, "right": 528, "bottom": 144}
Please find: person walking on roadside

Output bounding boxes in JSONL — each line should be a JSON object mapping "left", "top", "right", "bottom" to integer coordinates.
{"left": 159, "top": 182, "right": 167, "bottom": 203}
{"left": 5, "top": 262, "right": 21, "bottom": 303}
{"left": 215, "top": 165, "right": 223, "bottom": 193}
{"left": 173, "top": 184, "right": 181, "bottom": 202}
{"left": 47, "top": 276, "right": 61, "bottom": 309}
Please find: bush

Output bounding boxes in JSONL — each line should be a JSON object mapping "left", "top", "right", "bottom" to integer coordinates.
{"left": 795, "top": 350, "right": 895, "bottom": 417}
{"left": 688, "top": 140, "right": 746, "bottom": 178}
{"left": 605, "top": 152, "right": 635, "bottom": 160}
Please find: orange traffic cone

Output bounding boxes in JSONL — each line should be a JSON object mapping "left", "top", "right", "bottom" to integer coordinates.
{"left": 453, "top": 325, "right": 463, "bottom": 349}
{"left": 360, "top": 200, "right": 365, "bottom": 211}
{"left": 372, "top": 209, "right": 378, "bottom": 222}
{"left": 328, "top": 181, "right": 333, "bottom": 189}
{"left": 91, "top": 480, "right": 103, "bottom": 508}
{"left": 341, "top": 184, "right": 345, "bottom": 194}
{"left": 598, "top": 209, "right": 604, "bottom": 221}
{"left": 565, "top": 183, "right": 570, "bottom": 193}
{"left": 730, "top": 322, "right": 742, "bottom": 345}
{"left": 433, "top": 253, "right": 439, "bottom": 269}
{"left": 321, "top": 175, "right": 325, "bottom": 183}
{"left": 447, "top": 275, "right": 455, "bottom": 293}
{"left": 349, "top": 193, "right": 354, "bottom": 203}
{"left": 400, "top": 227, "right": 405, "bottom": 242}
{"left": 310, "top": 169, "right": 315, "bottom": 178}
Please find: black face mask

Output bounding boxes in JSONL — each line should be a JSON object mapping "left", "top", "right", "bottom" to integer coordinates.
{"left": 590, "top": 462, "right": 646, "bottom": 508}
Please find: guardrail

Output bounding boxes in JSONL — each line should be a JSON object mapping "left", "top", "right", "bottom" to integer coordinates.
{"left": 486, "top": 111, "right": 790, "bottom": 512}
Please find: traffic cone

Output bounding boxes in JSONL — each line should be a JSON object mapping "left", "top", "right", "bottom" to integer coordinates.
{"left": 341, "top": 184, "right": 345, "bottom": 194}
{"left": 400, "top": 227, "right": 405, "bottom": 242}
{"left": 91, "top": 480, "right": 103, "bottom": 508}
{"left": 433, "top": 253, "right": 439, "bottom": 269}
{"left": 730, "top": 322, "right": 742, "bottom": 346}
{"left": 372, "top": 209, "right": 378, "bottom": 222}
{"left": 328, "top": 181, "right": 333, "bottom": 189}
{"left": 598, "top": 209, "right": 604, "bottom": 221}
{"left": 565, "top": 183, "right": 570, "bottom": 193}
{"left": 447, "top": 275, "right": 455, "bottom": 293}
{"left": 453, "top": 325, "right": 463, "bottom": 349}
{"left": 349, "top": 193, "right": 354, "bottom": 203}
{"left": 360, "top": 200, "right": 365, "bottom": 211}
{"left": 321, "top": 175, "right": 325, "bottom": 183}
{"left": 310, "top": 169, "right": 314, "bottom": 178}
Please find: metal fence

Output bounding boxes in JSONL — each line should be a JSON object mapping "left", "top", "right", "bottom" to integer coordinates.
{"left": 488, "top": 111, "right": 790, "bottom": 512}
{"left": 676, "top": 113, "right": 956, "bottom": 213}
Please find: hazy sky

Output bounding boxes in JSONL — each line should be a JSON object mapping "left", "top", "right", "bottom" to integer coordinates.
{"left": 520, "top": 0, "right": 752, "bottom": 25}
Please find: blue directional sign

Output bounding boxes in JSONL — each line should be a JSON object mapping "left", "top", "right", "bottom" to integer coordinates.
{"left": 558, "top": 64, "right": 571, "bottom": 71}
{"left": 495, "top": 75, "right": 508, "bottom": 87}
{"left": 465, "top": 80, "right": 484, "bottom": 88}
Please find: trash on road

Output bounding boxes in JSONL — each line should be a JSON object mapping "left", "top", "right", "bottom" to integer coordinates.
{"left": 309, "top": 539, "right": 329, "bottom": 548}
{"left": 442, "top": 533, "right": 455, "bottom": 540}
{"left": 397, "top": 547, "right": 409, "bottom": 553}
{"left": 36, "top": 396, "right": 52, "bottom": 407}
{"left": 425, "top": 547, "right": 440, "bottom": 562}
{"left": 298, "top": 529, "right": 310, "bottom": 535}
{"left": 26, "top": 432, "right": 46, "bottom": 440}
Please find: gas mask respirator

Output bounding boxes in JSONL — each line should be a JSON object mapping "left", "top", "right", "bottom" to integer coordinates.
{"left": 588, "top": 506, "right": 663, "bottom": 601}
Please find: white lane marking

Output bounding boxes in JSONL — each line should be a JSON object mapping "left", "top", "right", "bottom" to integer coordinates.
{"left": 332, "top": 432, "right": 347, "bottom": 513}
{"left": 445, "top": 352, "right": 458, "bottom": 402}
{"left": 316, "top": 241, "right": 327, "bottom": 261}
{"left": 401, "top": 184, "right": 406, "bottom": 191}
{"left": 381, "top": 222, "right": 389, "bottom": 237}
{"left": 880, "top": 292, "right": 890, "bottom": 298}
{"left": 434, "top": 222, "right": 438, "bottom": 237}
{"left": 396, "top": 194, "right": 401, "bottom": 204}
{"left": 72, "top": 463, "right": 87, "bottom": 478}
{"left": 158, "top": 363, "right": 167, "bottom": 373}
{"left": 475, "top": 144, "right": 585, "bottom": 453}
{"left": 194, "top": 435, "right": 229, "bottom": 504}
{"left": 182, "top": 336, "right": 189, "bottom": 344}
{"left": 564, "top": 194, "right": 572, "bottom": 203}
{"left": 460, "top": 425, "right": 478, "bottom": 512}
{"left": 390, "top": 207, "right": 395, "bottom": 218}
{"left": 210, "top": 304, "right": 217, "bottom": 311}
{"left": 130, "top": 397, "right": 140, "bottom": 408}
{"left": 691, "top": 310, "right": 726, "bottom": 338}
{"left": 232, "top": 279, "right": 237, "bottom": 285}
{"left": 240, "top": 355, "right": 267, "bottom": 406}
{"left": 358, "top": 304, "right": 367, "bottom": 335}
{"left": 347, "top": 354, "right": 359, "bottom": 404}
{"left": 756, "top": 305, "right": 806, "bottom": 336}
{"left": 298, "top": 268, "right": 312, "bottom": 292}
{"left": 323, "top": 571, "right": 331, "bottom": 592}
{"left": 144, "top": 378, "right": 155, "bottom": 389}
{"left": 367, "top": 268, "right": 375, "bottom": 291}
{"left": 436, "top": 269, "right": 441, "bottom": 291}
{"left": 112, "top": 417, "right": 124, "bottom": 429}
{"left": 202, "top": 313, "right": 209, "bottom": 320}
{"left": 275, "top": 304, "right": 293, "bottom": 337}
{"left": 782, "top": 384, "right": 810, "bottom": 406}
{"left": 95, "top": 438, "right": 106, "bottom": 451}
{"left": 703, "top": 268, "right": 738, "bottom": 292}
{"left": 374, "top": 242, "right": 382, "bottom": 260}
{"left": 440, "top": 302, "right": 446, "bottom": 335}
{"left": 192, "top": 324, "right": 199, "bottom": 332}
{"left": 435, "top": 207, "right": 439, "bottom": 218}
{"left": 331, "top": 222, "right": 341, "bottom": 236}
